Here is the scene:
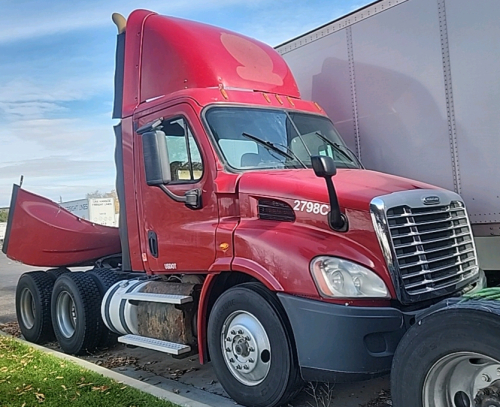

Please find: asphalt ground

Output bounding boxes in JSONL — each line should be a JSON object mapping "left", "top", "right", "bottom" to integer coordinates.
{"left": 0, "top": 251, "right": 391, "bottom": 407}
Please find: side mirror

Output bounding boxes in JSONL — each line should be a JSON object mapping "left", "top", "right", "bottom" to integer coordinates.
{"left": 311, "top": 155, "right": 347, "bottom": 232}
{"left": 141, "top": 128, "right": 202, "bottom": 210}
{"left": 142, "top": 130, "right": 172, "bottom": 186}
{"left": 311, "top": 155, "right": 337, "bottom": 178}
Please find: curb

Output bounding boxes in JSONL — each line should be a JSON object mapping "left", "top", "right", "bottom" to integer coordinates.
{"left": 0, "top": 330, "right": 223, "bottom": 407}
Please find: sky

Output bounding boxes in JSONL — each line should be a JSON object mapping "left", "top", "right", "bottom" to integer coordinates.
{"left": 0, "top": 0, "right": 371, "bottom": 207}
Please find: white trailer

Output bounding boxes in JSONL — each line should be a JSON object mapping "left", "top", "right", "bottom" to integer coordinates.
{"left": 60, "top": 198, "right": 117, "bottom": 227}
{"left": 60, "top": 199, "right": 89, "bottom": 220}
{"left": 276, "top": 0, "right": 500, "bottom": 270}
{"left": 88, "top": 198, "right": 117, "bottom": 227}
{"left": 0, "top": 223, "right": 6, "bottom": 243}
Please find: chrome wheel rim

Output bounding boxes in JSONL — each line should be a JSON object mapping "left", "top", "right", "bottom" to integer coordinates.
{"left": 56, "top": 291, "right": 77, "bottom": 339}
{"left": 19, "top": 287, "right": 36, "bottom": 329}
{"left": 423, "top": 351, "right": 500, "bottom": 407}
{"left": 221, "top": 311, "right": 271, "bottom": 386}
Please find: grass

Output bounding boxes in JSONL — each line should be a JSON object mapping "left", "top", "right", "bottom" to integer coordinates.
{"left": 0, "top": 335, "right": 178, "bottom": 407}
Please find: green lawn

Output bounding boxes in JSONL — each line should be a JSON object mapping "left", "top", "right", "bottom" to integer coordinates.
{"left": 0, "top": 335, "right": 178, "bottom": 407}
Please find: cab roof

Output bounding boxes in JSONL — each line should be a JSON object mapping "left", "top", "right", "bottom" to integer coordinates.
{"left": 121, "top": 10, "right": 301, "bottom": 117}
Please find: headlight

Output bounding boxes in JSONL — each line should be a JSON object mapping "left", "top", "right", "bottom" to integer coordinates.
{"left": 310, "top": 256, "right": 389, "bottom": 298}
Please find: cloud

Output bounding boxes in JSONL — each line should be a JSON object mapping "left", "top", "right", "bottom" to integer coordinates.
{"left": 0, "top": 0, "right": 267, "bottom": 44}
{"left": 0, "top": 0, "right": 372, "bottom": 208}
{"left": 0, "top": 77, "right": 107, "bottom": 103}
{"left": 0, "top": 156, "right": 113, "bottom": 179}
{"left": 0, "top": 156, "right": 116, "bottom": 206}
{"left": 0, "top": 101, "right": 67, "bottom": 119}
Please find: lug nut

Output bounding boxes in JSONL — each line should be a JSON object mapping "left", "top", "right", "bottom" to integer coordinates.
{"left": 482, "top": 374, "right": 491, "bottom": 382}
{"left": 236, "top": 365, "right": 242, "bottom": 370}
{"left": 249, "top": 347, "right": 255, "bottom": 352}
{"left": 248, "top": 358, "right": 254, "bottom": 363}
{"left": 226, "top": 337, "right": 231, "bottom": 341}
{"left": 230, "top": 330, "right": 236, "bottom": 335}
{"left": 229, "top": 358, "right": 234, "bottom": 363}
{"left": 238, "top": 329, "right": 243, "bottom": 335}
{"left": 225, "top": 347, "right": 231, "bottom": 352}
{"left": 243, "top": 365, "right": 249, "bottom": 370}
{"left": 245, "top": 336, "right": 250, "bottom": 341}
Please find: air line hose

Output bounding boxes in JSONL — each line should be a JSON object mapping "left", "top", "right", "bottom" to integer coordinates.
{"left": 462, "top": 287, "right": 500, "bottom": 301}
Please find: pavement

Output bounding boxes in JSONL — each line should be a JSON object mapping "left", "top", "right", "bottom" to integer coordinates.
{"left": 0, "top": 251, "right": 391, "bottom": 407}
{"left": 0, "top": 252, "right": 45, "bottom": 323}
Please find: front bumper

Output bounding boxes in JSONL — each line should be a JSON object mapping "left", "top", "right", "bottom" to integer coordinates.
{"left": 277, "top": 293, "right": 416, "bottom": 383}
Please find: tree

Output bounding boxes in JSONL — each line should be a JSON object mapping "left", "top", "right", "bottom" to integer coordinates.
{"left": 0, "top": 209, "right": 9, "bottom": 223}
{"left": 86, "top": 190, "right": 104, "bottom": 199}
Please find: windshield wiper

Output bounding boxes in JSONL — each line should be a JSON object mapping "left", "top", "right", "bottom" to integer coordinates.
{"left": 315, "top": 132, "right": 362, "bottom": 167}
{"left": 242, "top": 132, "right": 307, "bottom": 168}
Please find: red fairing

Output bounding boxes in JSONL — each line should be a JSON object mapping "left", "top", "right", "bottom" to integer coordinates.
{"left": 2, "top": 186, "right": 121, "bottom": 267}
{"left": 121, "top": 10, "right": 300, "bottom": 117}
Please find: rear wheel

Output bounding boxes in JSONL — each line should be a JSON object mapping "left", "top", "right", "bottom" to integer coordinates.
{"left": 51, "top": 272, "right": 102, "bottom": 354}
{"left": 391, "top": 309, "right": 500, "bottom": 407}
{"left": 46, "top": 267, "right": 70, "bottom": 282}
{"left": 87, "top": 268, "right": 125, "bottom": 347}
{"left": 207, "top": 283, "right": 301, "bottom": 407}
{"left": 16, "top": 271, "right": 55, "bottom": 343}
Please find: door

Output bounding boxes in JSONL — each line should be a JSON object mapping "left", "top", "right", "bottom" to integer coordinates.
{"left": 135, "top": 103, "right": 218, "bottom": 273}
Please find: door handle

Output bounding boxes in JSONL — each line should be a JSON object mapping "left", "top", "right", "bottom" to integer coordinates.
{"left": 148, "top": 230, "right": 158, "bottom": 258}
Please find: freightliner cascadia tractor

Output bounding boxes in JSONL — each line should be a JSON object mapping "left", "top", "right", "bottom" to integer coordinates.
{"left": 2, "top": 9, "right": 487, "bottom": 407}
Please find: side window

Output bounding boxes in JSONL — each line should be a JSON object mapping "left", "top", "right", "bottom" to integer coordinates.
{"left": 163, "top": 117, "right": 203, "bottom": 182}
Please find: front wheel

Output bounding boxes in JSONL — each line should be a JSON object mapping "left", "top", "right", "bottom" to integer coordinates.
{"left": 391, "top": 309, "right": 500, "bottom": 407}
{"left": 207, "top": 283, "right": 301, "bottom": 407}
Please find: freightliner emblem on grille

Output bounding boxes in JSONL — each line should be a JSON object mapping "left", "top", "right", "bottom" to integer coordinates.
{"left": 422, "top": 195, "right": 441, "bottom": 205}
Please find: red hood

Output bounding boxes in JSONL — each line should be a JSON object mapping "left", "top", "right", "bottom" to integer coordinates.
{"left": 237, "top": 168, "right": 437, "bottom": 211}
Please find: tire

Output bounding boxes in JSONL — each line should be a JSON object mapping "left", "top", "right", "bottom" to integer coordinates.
{"left": 391, "top": 309, "right": 500, "bottom": 407}
{"left": 15, "top": 271, "right": 55, "bottom": 344}
{"left": 51, "top": 272, "right": 103, "bottom": 354}
{"left": 87, "top": 268, "right": 125, "bottom": 348}
{"left": 87, "top": 268, "right": 126, "bottom": 296}
{"left": 46, "top": 267, "right": 70, "bottom": 281}
{"left": 207, "top": 283, "right": 302, "bottom": 407}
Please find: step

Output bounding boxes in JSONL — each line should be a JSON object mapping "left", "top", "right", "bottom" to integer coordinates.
{"left": 121, "top": 292, "right": 192, "bottom": 304}
{"left": 118, "top": 334, "right": 191, "bottom": 355}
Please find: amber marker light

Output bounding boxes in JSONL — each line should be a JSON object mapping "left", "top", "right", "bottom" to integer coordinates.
{"left": 219, "top": 84, "right": 229, "bottom": 100}
{"left": 314, "top": 102, "right": 323, "bottom": 111}
{"left": 286, "top": 96, "right": 295, "bottom": 107}
{"left": 262, "top": 93, "right": 271, "bottom": 103}
{"left": 275, "top": 94, "right": 284, "bottom": 105}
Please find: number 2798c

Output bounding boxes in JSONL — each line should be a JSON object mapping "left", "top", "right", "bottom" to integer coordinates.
{"left": 293, "top": 200, "right": 329, "bottom": 215}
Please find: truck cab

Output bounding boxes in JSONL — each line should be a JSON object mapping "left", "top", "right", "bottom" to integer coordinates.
{"left": 3, "top": 9, "right": 486, "bottom": 407}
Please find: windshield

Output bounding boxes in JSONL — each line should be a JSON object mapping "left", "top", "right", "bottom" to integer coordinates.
{"left": 205, "top": 107, "right": 361, "bottom": 170}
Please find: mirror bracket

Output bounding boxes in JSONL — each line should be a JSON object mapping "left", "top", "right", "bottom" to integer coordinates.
{"left": 311, "top": 156, "right": 348, "bottom": 232}
{"left": 159, "top": 185, "right": 202, "bottom": 210}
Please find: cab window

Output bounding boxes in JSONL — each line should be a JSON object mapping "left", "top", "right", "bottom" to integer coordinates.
{"left": 162, "top": 117, "right": 203, "bottom": 182}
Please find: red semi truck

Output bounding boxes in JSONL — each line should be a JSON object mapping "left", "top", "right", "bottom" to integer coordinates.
{"left": 1, "top": 9, "right": 487, "bottom": 407}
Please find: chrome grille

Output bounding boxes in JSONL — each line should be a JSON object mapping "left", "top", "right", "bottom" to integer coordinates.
{"left": 387, "top": 202, "right": 477, "bottom": 295}
{"left": 371, "top": 189, "right": 480, "bottom": 303}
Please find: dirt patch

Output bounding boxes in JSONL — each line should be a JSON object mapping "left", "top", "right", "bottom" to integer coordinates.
{"left": 361, "top": 389, "right": 392, "bottom": 406}
{"left": 96, "top": 355, "right": 139, "bottom": 369}
{"left": 0, "top": 321, "right": 21, "bottom": 337}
